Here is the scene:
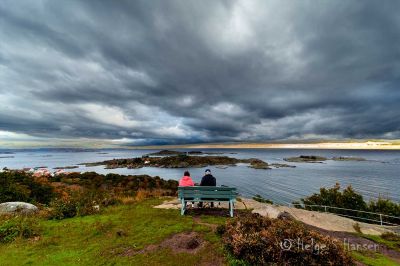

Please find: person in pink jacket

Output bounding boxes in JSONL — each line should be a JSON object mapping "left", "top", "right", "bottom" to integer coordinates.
{"left": 179, "top": 171, "right": 195, "bottom": 186}
{"left": 179, "top": 171, "right": 195, "bottom": 208}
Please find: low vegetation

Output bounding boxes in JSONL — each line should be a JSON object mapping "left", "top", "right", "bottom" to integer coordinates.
{"left": 0, "top": 170, "right": 54, "bottom": 204}
{"left": 0, "top": 170, "right": 178, "bottom": 220}
{"left": 83, "top": 155, "right": 270, "bottom": 169}
{"left": 147, "top": 150, "right": 186, "bottom": 156}
{"left": 361, "top": 232, "right": 400, "bottom": 252}
{"left": 219, "top": 213, "right": 354, "bottom": 265}
{"left": 248, "top": 159, "right": 270, "bottom": 169}
{"left": 0, "top": 215, "right": 41, "bottom": 243}
{"left": 252, "top": 194, "right": 273, "bottom": 204}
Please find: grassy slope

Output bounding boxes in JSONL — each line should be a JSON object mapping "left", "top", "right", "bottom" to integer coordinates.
{"left": 352, "top": 234, "right": 400, "bottom": 266}
{"left": 0, "top": 198, "right": 227, "bottom": 266}
{"left": 1, "top": 198, "right": 399, "bottom": 266}
{"left": 352, "top": 252, "right": 399, "bottom": 266}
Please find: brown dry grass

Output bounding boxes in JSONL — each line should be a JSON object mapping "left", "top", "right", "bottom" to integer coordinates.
{"left": 134, "top": 189, "right": 170, "bottom": 201}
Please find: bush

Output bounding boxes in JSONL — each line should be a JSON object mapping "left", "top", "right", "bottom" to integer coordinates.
{"left": 299, "top": 183, "right": 367, "bottom": 212}
{"left": 0, "top": 171, "right": 54, "bottom": 204}
{"left": 221, "top": 213, "right": 354, "bottom": 265}
{"left": 0, "top": 216, "right": 41, "bottom": 243}
{"left": 295, "top": 183, "right": 400, "bottom": 224}
{"left": 252, "top": 194, "right": 273, "bottom": 204}
{"left": 48, "top": 190, "right": 112, "bottom": 219}
{"left": 381, "top": 232, "right": 400, "bottom": 242}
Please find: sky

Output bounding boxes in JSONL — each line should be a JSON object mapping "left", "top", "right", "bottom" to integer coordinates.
{"left": 1, "top": 0, "right": 400, "bottom": 147}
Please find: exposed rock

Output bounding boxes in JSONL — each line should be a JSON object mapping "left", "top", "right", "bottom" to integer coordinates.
{"left": 147, "top": 150, "right": 185, "bottom": 156}
{"left": 187, "top": 151, "right": 203, "bottom": 154}
{"left": 331, "top": 156, "right": 366, "bottom": 161}
{"left": 53, "top": 166, "right": 79, "bottom": 169}
{"left": 277, "top": 211, "right": 295, "bottom": 221}
{"left": 247, "top": 159, "right": 271, "bottom": 169}
{"left": 270, "top": 163, "right": 296, "bottom": 168}
{"left": 284, "top": 155, "right": 327, "bottom": 163}
{"left": 252, "top": 205, "right": 282, "bottom": 219}
{"left": 0, "top": 202, "right": 38, "bottom": 215}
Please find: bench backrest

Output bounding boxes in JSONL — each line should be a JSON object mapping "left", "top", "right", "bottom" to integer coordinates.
{"left": 178, "top": 186, "right": 237, "bottom": 200}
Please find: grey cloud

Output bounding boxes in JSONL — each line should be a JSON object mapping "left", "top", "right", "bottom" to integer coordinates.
{"left": 1, "top": 0, "right": 400, "bottom": 145}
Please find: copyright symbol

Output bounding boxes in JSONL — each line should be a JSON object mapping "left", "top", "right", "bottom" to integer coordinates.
{"left": 280, "top": 239, "right": 292, "bottom": 251}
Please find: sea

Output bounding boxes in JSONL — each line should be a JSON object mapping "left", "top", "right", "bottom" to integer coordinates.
{"left": 1, "top": 148, "right": 399, "bottom": 205}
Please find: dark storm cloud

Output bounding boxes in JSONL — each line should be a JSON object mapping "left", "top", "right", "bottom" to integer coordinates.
{"left": 1, "top": 0, "right": 400, "bottom": 145}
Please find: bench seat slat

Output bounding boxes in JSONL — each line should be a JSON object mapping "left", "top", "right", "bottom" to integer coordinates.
{"left": 178, "top": 187, "right": 236, "bottom": 191}
{"left": 178, "top": 192, "right": 236, "bottom": 197}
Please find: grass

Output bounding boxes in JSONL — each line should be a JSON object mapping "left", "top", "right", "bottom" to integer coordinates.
{"left": 350, "top": 232, "right": 400, "bottom": 265}
{"left": 352, "top": 251, "right": 399, "bottom": 266}
{"left": 0, "top": 198, "right": 227, "bottom": 266}
{"left": 360, "top": 233, "right": 400, "bottom": 252}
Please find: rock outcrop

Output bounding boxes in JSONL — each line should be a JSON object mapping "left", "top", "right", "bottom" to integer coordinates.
{"left": 83, "top": 155, "right": 270, "bottom": 169}
{"left": 0, "top": 202, "right": 38, "bottom": 215}
{"left": 284, "top": 155, "right": 327, "bottom": 163}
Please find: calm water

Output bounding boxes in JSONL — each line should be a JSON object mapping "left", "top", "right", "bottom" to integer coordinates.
{"left": 1, "top": 148, "right": 399, "bottom": 205}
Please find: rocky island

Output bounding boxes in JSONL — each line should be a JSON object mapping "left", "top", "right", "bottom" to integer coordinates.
{"left": 147, "top": 150, "right": 186, "bottom": 156}
{"left": 53, "top": 166, "right": 79, "bottom": 169}
{"left": 284, "top": 155, "right": 366, "bottom": 163}
{"left": 83, "top": 154, "right": 271, "bottom": 170}
{"left": 331, "top": 156, "right": 366, "bottom": 161}
{"left": 284, "top": 155, "right": 328, "bottom": 163}
{"left": 146, "top": 150, "right": 222, "bottom": 156}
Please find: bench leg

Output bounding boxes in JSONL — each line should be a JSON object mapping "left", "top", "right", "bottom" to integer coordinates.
{"left": 181, "top": 199, "right": 185, "bottom": 215}
{"left": 229, "top": 200, "right": 234, "bottom": 217}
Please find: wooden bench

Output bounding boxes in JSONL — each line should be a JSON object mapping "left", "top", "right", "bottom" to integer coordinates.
{"left": 178, "top": 186, "right": 237, "bottom": 217}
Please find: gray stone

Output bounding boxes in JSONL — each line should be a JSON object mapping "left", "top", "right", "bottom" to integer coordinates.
{"left": 0, "top": 202, "right": 39, "bottom": 215}
{"left": 277, "top": 211, "right": 295, "bottom": 221}
{"left": 252, "top": 205, "right": 282, "bottom": 219}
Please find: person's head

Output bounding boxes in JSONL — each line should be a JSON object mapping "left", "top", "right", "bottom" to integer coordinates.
{"left": 205, "top": 169, "right": 211, "bottom": 175}
{"left": 184, "top": 170, "right": 190, "bottom": 177}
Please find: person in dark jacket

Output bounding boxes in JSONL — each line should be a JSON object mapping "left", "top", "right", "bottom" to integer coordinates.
{"left": 199, "top": 169, "right": 216, "bottom": 207}
{"left": 200, "top": 169, "right": 216, "bottom": 186}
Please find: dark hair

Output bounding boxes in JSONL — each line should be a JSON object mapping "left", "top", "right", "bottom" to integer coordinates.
{"left": 184, "top": 171, "right": 190, "bottom": 176}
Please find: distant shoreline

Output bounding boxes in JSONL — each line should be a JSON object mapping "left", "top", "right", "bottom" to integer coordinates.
{"left": 130, "top": 141, "right": 400, "bottom": 150}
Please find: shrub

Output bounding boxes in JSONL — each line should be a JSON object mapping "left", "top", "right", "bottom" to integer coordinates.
{"left": 221, "top": 213, "right": 354, "bottom": 265}
{"left": 368, "top": 198, "right": 400, "bottom": 223}
{"left": 299, "top": 183, "right": 367, "bottom": 213}
{"left": 252, "top": 194, "right": 273, "bottom": 204}
{"left": 381, "top": 232, "right": 400, "bottom": 242}
{"left": 295, "top": 183, "right": 400, "bottom": 224}
{"left": 0, "top": 216, "right": 41, "bottom": 243}
{"left": 353, "top": 223, "right": 362, "bottom": 234}
{"left": 48, "top": 190, "right": 111, "bottom": 219}
{"left": 0, "top": 171, "right": 54, "bottom": 204}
